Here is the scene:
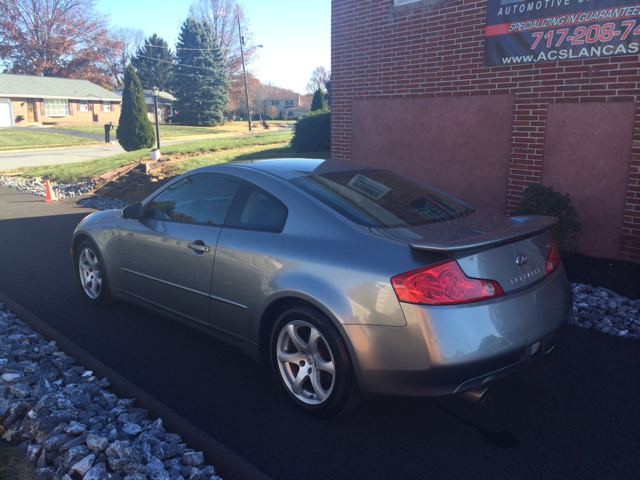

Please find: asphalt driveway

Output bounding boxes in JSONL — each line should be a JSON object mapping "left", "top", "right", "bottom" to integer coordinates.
{"left": 0, "top": 185, "right": 638, "bottom": 479}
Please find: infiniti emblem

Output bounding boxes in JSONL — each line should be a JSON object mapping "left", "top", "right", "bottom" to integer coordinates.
{"left": 515, "top": 254, "right": 528, "bottom": 266}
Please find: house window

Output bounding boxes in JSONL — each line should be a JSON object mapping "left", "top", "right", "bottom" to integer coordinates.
{"left": 103, "top": 101, "right": 111, "bottom": 112}
{"left": 272, "top": 101, "right": 279, "bottom": 106}
{"left": 79, "top": 101, "right": 88, "bottom": 112}
{"left": 286, "top": 100, "right": 293, "bottom": 105}
{"left": 43, "top": 99, "right": 69, "bottom": 117}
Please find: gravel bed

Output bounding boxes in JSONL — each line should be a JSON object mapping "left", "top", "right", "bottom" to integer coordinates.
{"left": 0, "top": 304, "right": 222, "bottom": 480}
{"left": 77, "top": 198, "right": 133, "bottom": 211}
{"left": 0, "top": 175, "right": 133, "bottom": 210}
{"left": 0, "top": 176, "right": 94, "bottom": 199}
{"left": 568, "top": 283, "right": 640, "bottom": 340}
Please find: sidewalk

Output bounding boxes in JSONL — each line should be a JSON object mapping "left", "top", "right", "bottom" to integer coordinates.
{"left": 0, "top": 127, "right": 292, "bottom": 170}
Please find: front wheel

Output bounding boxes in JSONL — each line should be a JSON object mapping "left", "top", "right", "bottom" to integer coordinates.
{"left": 270, "top": 306, "right": 362, "bottom": 417}
{"left": 76, "top": 239, "right": 111, "bottom": 305}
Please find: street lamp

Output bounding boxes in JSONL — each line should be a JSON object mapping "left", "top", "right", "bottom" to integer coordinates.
{"left": 237, "top": 15, "right": 262, "bottom": 131}
{"left": 152, "top": 86, "right": 160, "bottom": 151}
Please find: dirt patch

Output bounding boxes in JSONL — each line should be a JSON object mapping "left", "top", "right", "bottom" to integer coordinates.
{"left": 92, "top": 151, "right": 212, "bottom": 202}
{"left": 93, "top": 159, "right": 172, "bottom": 202}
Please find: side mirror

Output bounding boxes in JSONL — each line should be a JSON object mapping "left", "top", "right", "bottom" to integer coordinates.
{"left": 123, "top": 202, "right": 142, "bottom": 219}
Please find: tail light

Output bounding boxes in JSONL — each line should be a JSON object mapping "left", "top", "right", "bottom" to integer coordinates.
{"left": 391, "top": 260, "right": 504, "bottom": 306}
{"left": 545, "top": 238, "right": 561, "bottom": 275}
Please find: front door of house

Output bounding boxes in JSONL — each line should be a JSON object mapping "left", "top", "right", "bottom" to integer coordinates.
{"left": 27, "top": 100, "right": 35, "bottom": 122}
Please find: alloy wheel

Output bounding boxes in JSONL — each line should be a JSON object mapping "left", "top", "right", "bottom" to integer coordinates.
{"left": 78, "top": 246, "right": 102, "bottom": 300}
{"left": 276, "top": 320, "right": 336, "bottom": 405}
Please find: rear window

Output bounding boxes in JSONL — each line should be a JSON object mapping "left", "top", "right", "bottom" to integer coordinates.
{"left": 290, "top": 169, "right": 473, "bottom": 228}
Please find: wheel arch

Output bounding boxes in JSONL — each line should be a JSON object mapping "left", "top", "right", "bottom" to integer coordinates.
{"left": 257, "top": 292, "right": 366, "bottom": 391}
{"left": 258, "top": 295, "right": 326, "bottom": 364}
{"left": 71, "top": 232, "right": 92, "bottom": 277}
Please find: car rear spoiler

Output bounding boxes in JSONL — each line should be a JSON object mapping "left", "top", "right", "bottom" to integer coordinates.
{"left": 409, "top": 216, "right": 558, "bottom": 253}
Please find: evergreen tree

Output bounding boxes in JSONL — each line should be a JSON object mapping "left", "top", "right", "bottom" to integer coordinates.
{"left": 324, "top": 79, "right": 331, "bottom": 107}
{"left": 131, "top": 34, "right": 175, "bottom": 91}
{"left": 117, "top": 65, "right": 156, "bottom": 152}
{"left": 310, "top": 88, "right": 327, "bottom": 111}
{"left": 173, "top": 18, "right": 228, "bottom": 126}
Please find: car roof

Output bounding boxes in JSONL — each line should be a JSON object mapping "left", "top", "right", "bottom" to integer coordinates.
{"left": 229, "top": 158, "right": 382, "bottom": 180}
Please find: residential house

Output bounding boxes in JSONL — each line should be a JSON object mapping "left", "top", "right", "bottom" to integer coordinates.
{"left": 112, "top": 87, "right": 176, "bottom": 123}
{"left": 264, "top": 93, "right": 310, "bottom": 118}
{"left": 0, "top": 73, "right": 121, "bottom": 127}
{"left": 331, "top": 0, "right": 640, "bottom": 263}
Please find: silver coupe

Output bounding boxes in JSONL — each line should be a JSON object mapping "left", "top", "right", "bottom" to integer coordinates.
{"left": 72, "top": 158, "right": 572, "bottom": 416}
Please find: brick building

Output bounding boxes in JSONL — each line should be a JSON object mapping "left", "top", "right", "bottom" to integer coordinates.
{"left": 331, "top": 0, "right": 640, "bottom": 262}
{"left": 0, "top": 74, "right": 121, "bottom": 127}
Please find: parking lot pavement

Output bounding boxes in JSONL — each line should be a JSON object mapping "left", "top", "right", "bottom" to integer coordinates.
{"left": 0, "top": 185, "right": 638, "bottom": 480}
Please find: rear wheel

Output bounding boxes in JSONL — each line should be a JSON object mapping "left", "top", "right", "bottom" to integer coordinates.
{"left": 270, "top": 306, "right": 362, "bottom": 417}
{"left": 76, "top": 239, "right": 111, "bottom": 305}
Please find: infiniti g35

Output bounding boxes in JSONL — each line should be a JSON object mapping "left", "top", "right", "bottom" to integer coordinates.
{"left": 71, "top": 158, "right": 572, "bottom": 416}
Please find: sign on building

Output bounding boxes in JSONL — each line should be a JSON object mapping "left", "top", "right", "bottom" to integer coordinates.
{"left": 485, "top": 0, "right": 640, "bottom": 66}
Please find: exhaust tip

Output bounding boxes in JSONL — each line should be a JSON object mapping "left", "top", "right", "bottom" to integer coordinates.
{"left": 458, "top": 386, "right": 489, "bottom": 404}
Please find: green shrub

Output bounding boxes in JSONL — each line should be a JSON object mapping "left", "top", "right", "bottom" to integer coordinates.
{"left": 310, "top": 88, "right": 327, "bottom": 111}
{"left": 514, "top": 182, "right": 582, "bottom": 254}
{"left": 291, "top": 110, "right": 330, "bottom": 152}
{"left": 117, "top": 65, "right": 155, "bottom": 152}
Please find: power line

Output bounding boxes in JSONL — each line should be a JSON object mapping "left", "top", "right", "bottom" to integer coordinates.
{"left": 144, "top": 44, "right": 212, "bottom": 51}
{"left": 134, "top": 64, "right": 213, "bottom": 80}
{"left": 136, "top": 54, "right": 218, "bottom": 74}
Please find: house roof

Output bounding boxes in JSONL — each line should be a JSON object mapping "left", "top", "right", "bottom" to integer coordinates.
{"left": 112, "top": 87, "right": 176, "bottom": 105}
{"left": 0, "top": 73, "right": 121, "bottom": 101}
{"left": 284, "top": 103, "right": 311, "bottom": 112}
{"left": 264, "top": 93, "right": 300, "bottom": 101}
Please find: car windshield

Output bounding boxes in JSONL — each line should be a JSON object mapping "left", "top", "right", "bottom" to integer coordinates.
{"left": 290, "top": 169, "right": 473, "bottom": 228}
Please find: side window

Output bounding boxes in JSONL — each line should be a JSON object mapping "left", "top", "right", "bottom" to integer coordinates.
{"left": 147, "top": 173, "right": 242, "bottom": 225}
{"left": 225, "top": 181, "right": 288, "bottom": 232}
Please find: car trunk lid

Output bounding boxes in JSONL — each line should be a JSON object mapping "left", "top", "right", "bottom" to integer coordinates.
{"left": 370, "top": 212, "right": 558, "bottom": 293}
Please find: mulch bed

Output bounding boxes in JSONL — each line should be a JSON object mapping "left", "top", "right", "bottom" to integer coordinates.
{"left": 562, "top": 253, "right": 640, "bottom": 300}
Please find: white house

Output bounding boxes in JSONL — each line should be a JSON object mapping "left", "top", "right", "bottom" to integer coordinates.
{"left": 264, "top": 93, "right": 311, "bottom": 118}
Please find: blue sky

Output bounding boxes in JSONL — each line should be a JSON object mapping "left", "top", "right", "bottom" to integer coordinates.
{"left": 98, "top": 0, "right": 330, "bottom": 93}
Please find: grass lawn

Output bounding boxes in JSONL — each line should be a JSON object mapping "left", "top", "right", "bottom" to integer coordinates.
{"left": 57, "top": 121, "right": 285, "bottom": 139}
{"left": 58, "top": 124, "right": 233, "bottom": 138}
{"left": 0, "top": 441, "right": 34, "bottom": 480}
{"left": 0, "top": 129, "right": 100, "bottom": 151}
{"left": 3, "top": 131, "right": 297, "bottom": 183}
{"left": 169, "top": 144, "right": 329, "bottom": 176}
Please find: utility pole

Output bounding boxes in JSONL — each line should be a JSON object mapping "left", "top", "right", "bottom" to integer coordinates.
{"left": 238, "top": 15, "right": 251, "bottom": 131}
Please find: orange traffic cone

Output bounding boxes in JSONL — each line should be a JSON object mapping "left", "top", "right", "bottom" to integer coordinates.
{"left": 44, "top": 180, "right": 58, "bottom": 202}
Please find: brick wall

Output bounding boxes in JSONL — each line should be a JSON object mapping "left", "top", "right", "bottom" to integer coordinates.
{"left": 331, "top": 0, "right": 640, "bottom": 262}
{"left": 11, "top": 99, "right": 121, "bottom": 126}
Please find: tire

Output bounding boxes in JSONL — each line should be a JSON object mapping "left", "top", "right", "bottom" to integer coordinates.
{"left": 76, "top": 239, "right": 111, "bottom": 306}
{"left": 270, "top": 306, "right": 362, "bottom": 417}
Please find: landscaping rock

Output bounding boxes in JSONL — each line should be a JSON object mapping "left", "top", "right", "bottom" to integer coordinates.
{"left": 0, "top": 303, "right": 224, "bottom": 480}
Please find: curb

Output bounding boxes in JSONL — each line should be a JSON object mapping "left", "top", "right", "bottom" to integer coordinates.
{"left": 0, "top": 291, "right": 272, "bottom": 480}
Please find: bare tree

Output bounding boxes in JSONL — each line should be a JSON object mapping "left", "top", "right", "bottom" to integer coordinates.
{"left": 104, "top": 27, "right": 145, "bottom": 87}
{"left": 305, "top": 66, "right": 330, "bottom": 94}
{"left": 0, "top": 0, "right": 122, "bottom": 86}
{"left": 188, "top": 0, "right": 258, "bottom": 77}
{"left": 188, "top": 0, "right": 261, "bottom": 112}
{"left": 266, "top": 105, "right": 278, "bottom": 119}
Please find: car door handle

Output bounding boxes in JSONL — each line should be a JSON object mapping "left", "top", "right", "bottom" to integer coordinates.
{"left": 188, "top": 242, "right": 210, "bottom": 253}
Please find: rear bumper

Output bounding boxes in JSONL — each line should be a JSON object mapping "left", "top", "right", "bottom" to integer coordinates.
{"left": 341, "top": 265, "right": 572, "bottom": 398}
